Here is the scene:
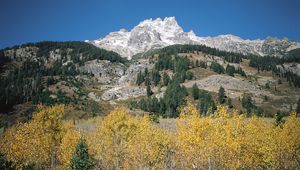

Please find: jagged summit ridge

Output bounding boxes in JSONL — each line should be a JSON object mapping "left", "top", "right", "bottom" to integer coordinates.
{"left": 88, "top": 17, "right": 300, "bottom": 59}
{"left": 88, "top": 17, "right": 199, "bottom": 59}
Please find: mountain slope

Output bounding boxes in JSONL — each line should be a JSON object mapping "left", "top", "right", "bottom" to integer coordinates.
{"left": 88, "top": 17, "right": 300, "bottom": 59}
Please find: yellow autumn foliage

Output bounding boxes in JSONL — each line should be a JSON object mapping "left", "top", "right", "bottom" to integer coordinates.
{"left": 86, "top": 107, "right": 171, "bottom": 169}
{"left": 1, "top": 103, "right": 300, "bottom": 169}
{"left": 86, "top": 107, "right": 135, "bottom": 169}
{"left": 57, "top": 122, "right": 81, "bottom": 168}
{"left": 0, "top": 104, "right": 65, "bottom": 168}
{"left": 275, "top": 112, "right": 300, "bottom": 169}
{"left": 175, "top": 102, "right": 300, "bottom": 169}
{"left": 124, "top": 116, "right": 171, "bottom": 170}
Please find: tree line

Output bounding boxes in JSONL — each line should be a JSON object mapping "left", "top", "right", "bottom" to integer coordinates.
{"left": 151, "top": 44, "right": 243, "bottom": 63}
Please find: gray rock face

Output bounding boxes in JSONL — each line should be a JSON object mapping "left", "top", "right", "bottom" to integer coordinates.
{"left": 4, "top": 47, "right": 39, "bottom": 61}
{"left": 79, "top": 60, "right": 126, "bottom": 84}
{"left": 88, "top": 17, "right": 199, "bottom": 59}
{"left": 200, "top": 36, "right": 300, "bottom": 57}
{"left": 49, "top": 49, "right": 62, "bottom": 61}
{"left": 261, "top": 37, "right": 299, "bottom": 57}
{"left": 279, "top": 63, "right": 300, "bottom": 76}
{"left": 101, "top": 86, "right": 146, "bottom": 101}
{"left": 99, "top": 59, "right": 154, "bottom": 101}
{"left": 118, "top": 59, "right": 153, "bottom": 85}
{"left": 88, "top": 92, "right": 101, "bottom": 102}
{"left": 4, "top": 47, "right": 74, "bottom": 65}
{"left": 183, "top": 75, "right": 270, "bottom": 99}
{"left": 199, "top": 35, "right": 265, "bottom": 56}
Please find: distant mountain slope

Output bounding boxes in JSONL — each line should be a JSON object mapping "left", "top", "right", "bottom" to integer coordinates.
{"left": 87, "top": 17, "right": 300, "bottom": 59}
{"left": 0, "top": 41, "right": 300, "bottom": 127}
{"left": 0, "top": 41, "right": 127, "bottom": 112}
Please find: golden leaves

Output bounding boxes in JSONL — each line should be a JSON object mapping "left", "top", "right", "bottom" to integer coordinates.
{"left": 0, "top": 104, "right": 65, "bottom": 168}
{"left": 57, "top": 123, "right": 81, "bottom": 168}
{"left": 125, "top": 116, "right": 171, "bottom": 170}
{"left": 86, "top": 107, "right": 171, "bottom": 169}
{"left": 1, "top": 104, "right": 300, "bottom": 169}
{"left": 175, "top": 104, "right": 300, "bottom": 169}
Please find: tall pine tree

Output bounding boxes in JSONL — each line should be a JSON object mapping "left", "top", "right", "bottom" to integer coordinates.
{"left": 69, "top": 138, "right": 93, "bottom": 170}
{"left": 163, "top": 72, "right": 170, "bottom": 86}
{"left": 146, "top": 84, "right": 153, "bottom": 97}
{"left": 192, "top": 83, "right": 199, "bottom": 100}
{"left": 218, "top": 86, "right": 226, "bottom": 104}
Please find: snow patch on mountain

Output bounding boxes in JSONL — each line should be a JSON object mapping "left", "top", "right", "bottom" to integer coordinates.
{"left": 88, "top": 17, "right": 199, "bottom": 59}
{"left": 88, "top": 17, "right": 300, "bottom": 59}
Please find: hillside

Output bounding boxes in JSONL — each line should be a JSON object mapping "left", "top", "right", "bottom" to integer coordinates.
{"left": 0, "top": 41, "right": 300, "bottom": 128}
{"left": 0, "top": 41, "right": 300, "bottom": 170}
{"left": 0, "top": 41, "right": 127, "bottom": 126}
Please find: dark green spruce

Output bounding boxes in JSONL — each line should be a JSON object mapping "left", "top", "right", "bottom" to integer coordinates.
{"left": 69, "top": 138, "right": 93, "bottom": 170}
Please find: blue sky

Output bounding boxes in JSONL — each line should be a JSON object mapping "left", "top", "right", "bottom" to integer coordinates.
{"left": 1, "top": 0, "right": 300, "bottom": 49}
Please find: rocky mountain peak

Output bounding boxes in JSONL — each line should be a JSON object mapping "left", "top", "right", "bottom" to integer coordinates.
{"left": 88, "top": 17, "right": 196, "bottom": 59}
{"left": 138, "top": 17, "right": 179, "bottom": 28}
{"left": 88, "top": 17, "right": 300, "bottom": 59}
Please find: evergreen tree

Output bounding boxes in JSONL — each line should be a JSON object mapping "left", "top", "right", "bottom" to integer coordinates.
{"left": 210, "top": 62, "right": 224, "bottom": 74}
{"left": 241, "top": 94, "right": 254, "bottom": 115}
{"left": 91, "top": 101, "right": 101, "bottom": 117}
{"left": 265, "top": 82, "right": 270, "bottom": 89}
{"left": 139, "top": 98, "right": 147, "bottom": 111}
{"left": 159, "top": 100, "right": 166, "bottom": 114}
{"left": 227, "top": 98, "right": 233, "bottom": 108}
{"left": 197, "top": 89, "right": 216, "bottom": 115}
{"left": 162, "top": 72, "right": 170, "bottom": 86}
{"left": 136, "top": 71, "right": 144, "bottom": 85}
{"left": 199, "top": 61, "right": 207, "bottom": 69}
{"left": 225, "top": 64, "right": 235, "bottom": 76}
{"left": 192, "top": 83, "right": 199, "bottom": 100}
{"left": 186, "top": 71, "right": 193, "bottom": 80}
{"left": 148, "top": 97, "right": 159, "bottom": 113}
{"left": 144, "top": 76, "right": 150, "bottom": 86}
{"left": 218, "top": 86, "right": 226, "bottom": 104}
{"left": 275, "top": 111, "right": 285, "bottom": 126}
{"left": 69, "top": 138, "right": 93, "bottom": 170}
{"left": 237, "top": 67, "right": 247, "bottom": 77}
{"left": 150, "top": 70, "right": 161, "bottom": 86}
{"left": 176, "top": 71, "right": 186, "bottom": 83}
{"left": 146, "top": 84, "right": 153, "bottom": 97}
{"left": 195, "top": 60, "right": 200, "bottom": 67}
{"left": 163, "top": 80, "right": 188, "bottom": 117}
{"left": 144, "top": 68, "right": 149, "bottom": 76}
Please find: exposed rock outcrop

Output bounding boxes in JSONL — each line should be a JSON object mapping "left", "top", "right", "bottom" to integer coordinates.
{"left": 183, "top": 75, "right": 271, "bottom": 98}
{"left": 101, "top": 86, "right": 146, "bottom": 101}
{"left": 79, "top": 60, "right": 126, "bottom": 84}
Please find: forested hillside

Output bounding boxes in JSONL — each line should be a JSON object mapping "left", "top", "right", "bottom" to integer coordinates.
{"left": 0, "top": 40, "right": 300, "bottom": 169}
{"left": 1, "top": 42, "right": 300, "bottom": 126}
{"left": 128, "top": 44, "right": 300, "bottom": 120}
{"left": 0, "top": 41, "right": 127, "bottom": 126}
